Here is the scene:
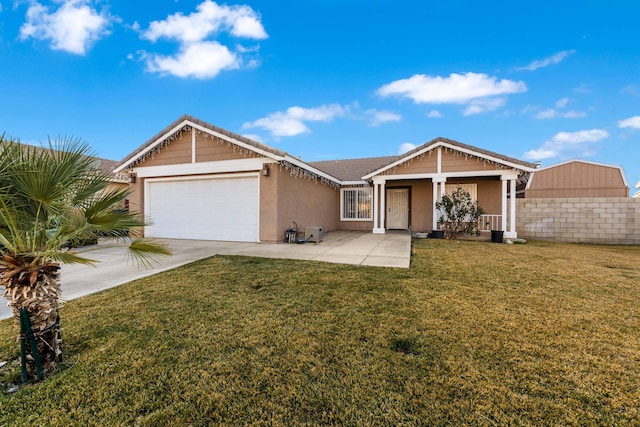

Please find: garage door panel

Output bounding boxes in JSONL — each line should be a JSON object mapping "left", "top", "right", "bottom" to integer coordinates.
{"left": 147, "top": 176, "right": 259, "bottom": 242}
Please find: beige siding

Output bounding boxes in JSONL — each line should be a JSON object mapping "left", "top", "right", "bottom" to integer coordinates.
{"left": 441, "top": 150, "right": 503, "bottom": 173}
{"left": 141, "top": 132, "right": 192, "bottom": 166}
{"left": 526, "top": 162, "right": 628, "bottom": 198}
{"left": 390, "top": 153, "right": 437, "bottom": 174}
{"left": 195, "top": 134, "right": 249, "bottom": 162}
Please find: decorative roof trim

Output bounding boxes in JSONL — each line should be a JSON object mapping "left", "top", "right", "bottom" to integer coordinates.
{"left": 279, "top": 156, "right": 342, "bottom": 187}
{"left": 114, "top": 115, "right": 287, "bottom": 173}
{"left": 362, "top": 138, "right": 538, "bottom": 179}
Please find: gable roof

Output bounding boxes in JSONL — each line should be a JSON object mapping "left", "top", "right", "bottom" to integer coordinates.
{"left": 115, "top": 114, "right": 286, "bottom": 172}
{"left": 115, "top": 115, "right": 539, "bottom": 185}
{"left": 114, "top": 114, "right": 342, "bottom": 186}
{"left": 309, "top": 156, "right": 399, "bottom": 182}
{"left": 362, "top": 137, "right": 538, "bottom": 179}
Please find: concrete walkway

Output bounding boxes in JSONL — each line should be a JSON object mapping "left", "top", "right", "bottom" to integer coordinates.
{"left": 0, "top": 231, "right": 411, "bottom": 320}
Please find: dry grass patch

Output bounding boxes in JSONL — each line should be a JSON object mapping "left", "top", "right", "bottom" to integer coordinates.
{"left": 1, "top": 240, "right": 639, "bottom": 425}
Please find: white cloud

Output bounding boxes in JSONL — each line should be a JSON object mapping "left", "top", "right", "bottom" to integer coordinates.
{"left": 535, "top": 108, "right": 557, "bottom": 119}
{"left": 243, "top": 104, "right": 349, "bottom": 138}
{"left": 523, "top": 129, "right": 609, "bottom": 160}
{"left": 142, "top": 0, "right": 267, "bottom": 43}
{"left": 618, "top": 116, "right": 640, "bottom": 129}
{"left": 19, "top": 0, "right": 112, "bottom": 55}
{"left": 365, "top": 109, "right": 401, "bottom": 126}
{"left": 139, "top": 1, "right": 267, "bottom": 79}
{"left": 377, "top": 72, "right": 526, "bottom": 105}
{"left": 427, "top": 110, "right": 443, "bottom": 118}
{"left": 144, "top": 41, "right": 239, "bottom": 79}
{"left": 621, "top": 85, "right": 640, "bottom": 97}
{"left": 535, "top": 109, "right": 586, "bottom": 119}
{"left": 573, "top": 84, "right": 592, "bottom": 94}
{"left": 563, "top": 110, "right": 587, "bottom": 118}
{"left": 398, "top": 143, "right": 417, "bottom": 155}
{"left": 463, "top": 97, "right": 506, "bottom": 116}
{"left": 516, "top": 49, "right": 576, "bottom": 71}
{"left": 532, "top": 98, "right": 586, "bottom": 119}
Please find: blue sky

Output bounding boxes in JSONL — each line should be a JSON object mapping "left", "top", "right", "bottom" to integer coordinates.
{"left": 1, "top": 0, "right": 639, "bottom": 190}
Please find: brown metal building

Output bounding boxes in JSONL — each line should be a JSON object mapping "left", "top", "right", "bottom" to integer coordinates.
{"left": 524, "top": 160, "right": 629, "bottom": 198}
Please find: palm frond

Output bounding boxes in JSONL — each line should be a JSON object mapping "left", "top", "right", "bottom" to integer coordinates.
{"left": 46, "top": 251, "right": 98, "bottom": 265}
{"left": 125, "top": 239, "right": 173, "bottom": 268}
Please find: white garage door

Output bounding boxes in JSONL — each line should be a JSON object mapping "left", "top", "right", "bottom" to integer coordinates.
{"left": 146, "top": 175, "right": 259, "bottom": 242}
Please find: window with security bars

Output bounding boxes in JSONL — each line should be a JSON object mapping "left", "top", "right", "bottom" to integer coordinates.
{"left": 341, "top": 187, "right": 372, "bottom": 220}
{"left": 445, "top": 183, "right": 478, "bottom": 201}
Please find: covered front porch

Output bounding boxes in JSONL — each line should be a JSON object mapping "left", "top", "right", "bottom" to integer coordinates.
{"left": 369, "top": 172, "right": 519, "bottom": 238}
{"left": 352, "top": 139, "right": 537, "bottom": 240}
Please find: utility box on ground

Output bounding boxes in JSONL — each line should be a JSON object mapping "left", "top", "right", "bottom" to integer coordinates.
{"left": 305, "top": 226, "right": 324, "bottom": 243}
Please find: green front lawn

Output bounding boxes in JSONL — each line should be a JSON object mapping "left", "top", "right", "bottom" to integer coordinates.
{"left": 1, "top": 239, "right": 639, "bottom": 426}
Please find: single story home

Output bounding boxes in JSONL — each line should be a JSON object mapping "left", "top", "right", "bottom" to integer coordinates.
{"left": 114, "top": 115, "right": 539, "bottom": 242}
{"left": 524, "top": 159, "right": 629, "bottom": 198}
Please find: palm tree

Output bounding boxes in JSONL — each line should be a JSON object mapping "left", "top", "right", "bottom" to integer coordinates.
{"left": 0, "top": 136, "right": 171, "bottom": 381}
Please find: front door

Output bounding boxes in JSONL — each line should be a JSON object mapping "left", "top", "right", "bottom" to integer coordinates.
{"left": 387, "top": 188, "right": 409, "bottom": 229}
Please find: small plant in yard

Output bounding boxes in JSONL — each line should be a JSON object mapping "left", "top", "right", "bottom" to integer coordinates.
{"left": 435, "top": 186, "right": 484, "bottom": 239}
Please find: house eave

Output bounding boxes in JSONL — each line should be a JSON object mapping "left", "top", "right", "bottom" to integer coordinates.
{"left": 362, "top": 139, "right": 537, "bottom": 180}
{"left": 114, "top": 117, "right": 287, "bottom": 174}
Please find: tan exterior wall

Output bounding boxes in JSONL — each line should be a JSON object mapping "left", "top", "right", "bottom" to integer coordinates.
{"left": 526, "top": 162, "right": 628, "bottom": 198}
{"left": 128, "top": 179, "right": 143, "bottom": 215}
{"left": 140, "top": 132, "right": 192, "bottom": 166}
{"left": 259, "top": 166, "right": 339, "bottom": 243}
{"left": 441, "top": 151, "right": 503, "bottom": 173}
{"left": 517, "top": 197, "right": 640, "bottom": 244}
{"left": 338, "top": 220, "right": 373, "bottom": 231}
{"left": 104, "top": 181, "right": 130, "bottom": 210}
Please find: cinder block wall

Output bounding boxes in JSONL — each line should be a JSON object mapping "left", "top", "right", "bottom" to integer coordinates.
{"left": 516, "top": 197, "right": 640, "bottom": 244}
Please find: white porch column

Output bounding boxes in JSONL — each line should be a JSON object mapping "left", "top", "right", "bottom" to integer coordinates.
{"left": 432, "top": 180, "right": 439, "bottom": 230}
{"left": 373, "top": 183, "right": 379, "bottom": 231}
{"left": 432, "top": 177, "right": 446, "bottom": 230}
{"left": 501, "top": 178, "right": 508, "bottom": 232}
{"left": 373, "top": 179, "right": 386, "bottom": 234}
{"left": 500, "top": 174, "right": 519, "bottom": 238}
{"left": 507, "top": 178, "right": 517, "bottom": 238}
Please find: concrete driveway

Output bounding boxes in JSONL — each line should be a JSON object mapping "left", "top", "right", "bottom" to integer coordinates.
{"left": 0, "top": 231, "right": 411, "bottom": 320}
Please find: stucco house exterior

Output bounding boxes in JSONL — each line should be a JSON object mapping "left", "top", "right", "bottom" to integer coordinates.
{"left": 524, "top": 159, "right": 629, "bottom": 198}
{"left": 114, "top": 115, "right": 538, "bottom": 243}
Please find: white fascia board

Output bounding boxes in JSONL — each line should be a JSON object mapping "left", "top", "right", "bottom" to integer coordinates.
{"left": 115, "top": 119, "right": 284, "bottom": 173}
{"left": 524, "top": 172, "right": 535, "bottom": 191}
{"left": 362, "top": 145, "right": 437, "bottom": 180}
{"left": 189, "top": 121, "right": 285, "bottom": 161}
{"left": 115, "top": 120, "right": 192, "bottom": 173}
{"left": 282, "top": 155, "right": 342, "bottom": 185}
{"left": 133, "top": 158, "right": 267, "bottom": 178}
{"left": 372, "top": 169, "right": 521, "bottom": 182}
{"left": 340, "top": 180, "right": 370, "bottom": 186}
{"left": 362, "top": 139, "right": 536, "bottom": 180}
